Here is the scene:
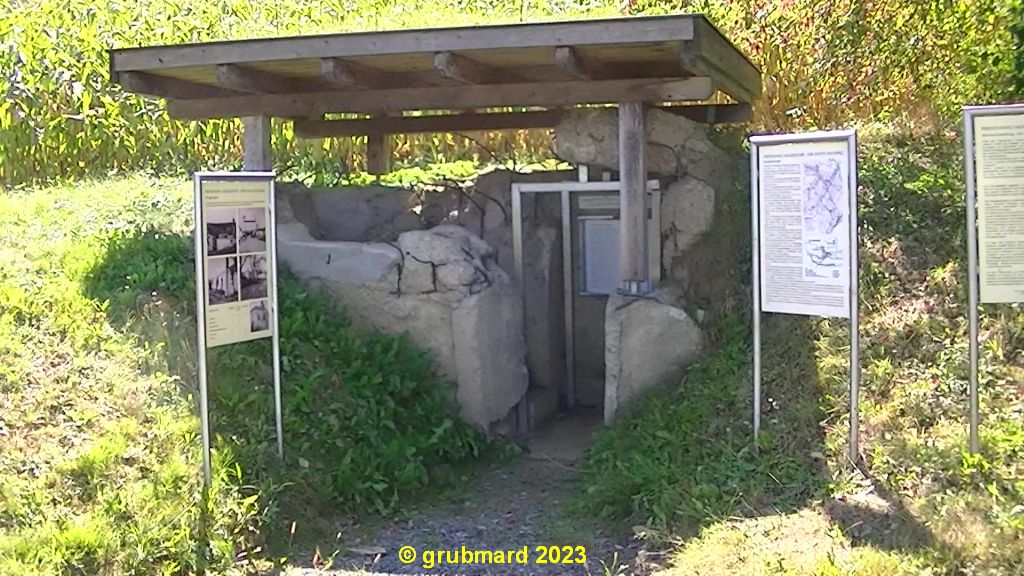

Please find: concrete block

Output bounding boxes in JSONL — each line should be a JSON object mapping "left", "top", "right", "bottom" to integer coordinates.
{"left": 604, "top": 292, "right": 703, "bottom": 423}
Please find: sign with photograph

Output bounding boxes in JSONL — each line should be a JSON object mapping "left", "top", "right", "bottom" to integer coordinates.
{"left": 754, "top": 137, "right": 855, "bottom": 318}
{"left": 192, "top": 172, "right": 282, "bottom": 488}
{"left": 198, "top": 177, "right": 275, "bottom": 347}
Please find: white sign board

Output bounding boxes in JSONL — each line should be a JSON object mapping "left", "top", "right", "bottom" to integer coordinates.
{"left": 199, "top": 178, "right": 275, "bottom": 346}
{"left": 963, "top": 104, "right": 1024, "bottom": 454}
{"left": 755, "top": 138, "right": 853, "bottom": 318}
{"left": 193, "top": 172, "right": 282, "bottom": 487}
{"left": 750, "top": 130, "right": 859, "bottom": 461}
{"left": 973, "top": 113, "right": 1024, "bottom": 303}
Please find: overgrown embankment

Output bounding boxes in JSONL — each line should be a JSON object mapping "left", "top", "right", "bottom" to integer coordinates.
{"left": 577, "top": 130, "right": 1024, "bottom": 575}
{"left": 0, "top": 176, "right": 486, "bottom": 574}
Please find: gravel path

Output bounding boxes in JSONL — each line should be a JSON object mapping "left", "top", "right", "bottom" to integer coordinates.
{"left": 285, "top": 457, "right": 648, "bottom": 576}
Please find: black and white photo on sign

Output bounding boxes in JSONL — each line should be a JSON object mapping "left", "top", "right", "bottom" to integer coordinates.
{"left": 240, "top": 253, "right": 268, "bottom": 301}
{"left": 207, "top": 256, "right": 239, "bottom": 305}
{"left": 249, "top": 300, "right": 270, "bottom": 332}
{"left": 205, "top": 208, "right": 237, "bottom": 256}
{"left": 237, "top": 208, "right": 267, "bottom": 253}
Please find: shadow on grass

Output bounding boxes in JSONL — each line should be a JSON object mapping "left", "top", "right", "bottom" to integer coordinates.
{"left": 80, "top": 228, "right": 491, "bottom": 560}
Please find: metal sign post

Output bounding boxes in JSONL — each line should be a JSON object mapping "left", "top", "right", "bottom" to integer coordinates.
{"left": 749, "top": 130, "right": 860, "bottom": 461}
{"left": 963, "top": 103, "right": 1024, "bottom": 454}
{"left": 193, "top": 172, "right": 283, "bottom": 488}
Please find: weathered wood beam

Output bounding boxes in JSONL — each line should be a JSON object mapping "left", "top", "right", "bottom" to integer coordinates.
{"left": 365, "top": 132, "right": 391, "bottom": 175}
{"left": 293, "top": 104, "right": 749, "bottom": 138}
{"left": 678, "top": 19, "right": 761, "bottom": 103}
{"left": 662, "top": 102, "right": 752, "bottom": 124}
{"left": 116, "top": 71, "right": 239, "bottom": 100}
{"left": 243, "top": 116, "right": 273, "bottom": 170}
{"left": 110, "top": 16, "right": 697, "bottom": 71}
{"left": 320, "top": 57, "right": 395, "bottom": 89}
{"left": 216, "top": 63, "right": 316, "bottom": 94}
{"left": 554, "top": 46, "right": 609, "bottom": 80}
{"left": 293, "top": 110, "right": 564, "bottom": 138}
{"left": 618, "top": 101, "right": 648, "bottom": 291}
{"left": 434, "top": 52, "right": 510, "bottom": 84}
{"left": 166, "top": 76, "right": 714, "bottom": 120}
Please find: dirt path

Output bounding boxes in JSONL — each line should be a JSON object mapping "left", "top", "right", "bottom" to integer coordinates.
{"left": 287, "top": 416, "right": 649, "bottom": 576}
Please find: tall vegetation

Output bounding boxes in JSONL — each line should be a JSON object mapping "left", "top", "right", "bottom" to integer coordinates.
{"left": 0, "top": 0, "right": 1017, "bottom": 187}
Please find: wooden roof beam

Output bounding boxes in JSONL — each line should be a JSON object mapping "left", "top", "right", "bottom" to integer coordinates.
{"left": 116, "top": 71, "right": 240, "bottom": 99}
{"left": 292, "top": 103, "right": 750, "bottom": 139}
{"left": 166, "top": 76, "right": 715, "bottom": 120}
{"left": 294, "top": 110, "right": 565, "bottom": 138}
{"left": 434, "top": 52, "right": 511, "bottom": 84}
{"left": 216, "top": 63, "right": 317, "bottom": 94}
{"left": 678, "top": 19, "right": 761, "bottom": 103}
{"left": 320, "top": 58, "right": 395, "bottom": 89}
{"left": 554, "top": 46, "right": 610, "bottom": 80}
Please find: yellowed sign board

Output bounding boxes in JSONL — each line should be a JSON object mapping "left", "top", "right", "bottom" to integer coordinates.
{"left": 200, "top": 178, "right": 274, "bottom": 347}
{"left": 975, "top": 113, "right": 1024, "bottom": 303}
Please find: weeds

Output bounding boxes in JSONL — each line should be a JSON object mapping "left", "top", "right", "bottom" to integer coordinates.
{"left": 578, "top": 132, "right": 1024, "bottom": 573}
{"left": 0, "top": 174, "right": 487, "bottom": 573}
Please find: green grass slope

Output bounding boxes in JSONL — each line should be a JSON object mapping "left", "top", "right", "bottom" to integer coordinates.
{"left": 0, "top": 175, "right": 486, "bottom": 574}
{"left": 577, "top": 129, "right": 1024, "bottom": 575}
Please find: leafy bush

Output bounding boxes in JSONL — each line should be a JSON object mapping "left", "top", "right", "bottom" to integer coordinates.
{"left": 1012, "top": 0, "right": 1024, "bottom": 96}
{"left": 630, "top": 0, "right": 1016, "bottom": 128}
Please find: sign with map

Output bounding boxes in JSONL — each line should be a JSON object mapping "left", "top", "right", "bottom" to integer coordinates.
{"left": 754, "top": 137, "right": 855, "bottom": 318}
{"left": 196, "top": 175, "right": 276, "bottom": 347}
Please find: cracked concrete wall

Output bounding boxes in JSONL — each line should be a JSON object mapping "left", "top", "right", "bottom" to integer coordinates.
{"left": 274, "top": 183, "right": 530, "bottom": 431}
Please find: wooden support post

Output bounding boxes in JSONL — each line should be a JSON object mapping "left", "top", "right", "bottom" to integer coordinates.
{"left": 618, "top": 101, "right": 648, "bottom": 294}
{"left": 366, "top": 132, "right": 391, "bottom": 175}
{"left": 242, "top": 116, "right": 272, "bottom": 170}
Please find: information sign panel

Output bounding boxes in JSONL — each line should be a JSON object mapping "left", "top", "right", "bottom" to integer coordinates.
{"left": 750, "top": 130, "right": 859, "bottom": 460}
{"left": 963, "top": 104, "right": 1024, "bottom": 454}
{"left": 973, "top": 113, "right": 1024, "bottom": 304}
{"left": 193, "top": 172, "right": 282, "bottom": 487}
{"left": 199, "top": 178, "right": 275, "bottom": 346}
{"left": 757, "top": 139, "right": 853, "bottom": 318}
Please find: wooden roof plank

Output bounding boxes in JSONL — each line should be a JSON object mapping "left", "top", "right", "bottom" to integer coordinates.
{"left": 116, "top": 71, "right": 240, "bottom": 99}
{"left": 554, "top": 46, "right": 610, "bottom": 80}
{"left": 320, "top": 57, "right": 396, "bottom": 89}
{"left": 679, "top": 18, "right": 761, "bottom": 102}
{"left": 215, "top": 63, "right": 318, "bottom": 93}
{"left": 166, "top": 76, "right": 715, "bottom": 119}
{"left": 110, "top": 16, "right": 698, "bottom": 71}
{"left": 292, "top": 103, "right": 750, "bottom": 138}
{"left": 434, "top": 52, "right": 510, "bottom": 84}
{"left": 294, "top": 110, "right": 566, "bottom": 137}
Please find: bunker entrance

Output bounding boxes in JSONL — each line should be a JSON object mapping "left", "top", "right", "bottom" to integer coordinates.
{"left": 513, "top": 169, "right": 660, "bottom": 442}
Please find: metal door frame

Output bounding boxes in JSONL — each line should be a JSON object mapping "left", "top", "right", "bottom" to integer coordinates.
{"left": 511, "top": 173, "right": 659, "bottom": 431}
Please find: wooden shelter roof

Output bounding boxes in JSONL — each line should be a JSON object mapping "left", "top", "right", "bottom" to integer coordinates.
{"left": 108, "top": 14, "right": 761, "bottom": 134}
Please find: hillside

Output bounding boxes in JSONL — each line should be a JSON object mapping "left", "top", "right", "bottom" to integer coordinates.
{"left": 0, "top": 176, "right": 488, "bottom": 574}
{"left": 578, "top": 130, "right": 1024, "bottom": 574}
{"left": 2, "top": 0, "right": 1023, "bottom": 574}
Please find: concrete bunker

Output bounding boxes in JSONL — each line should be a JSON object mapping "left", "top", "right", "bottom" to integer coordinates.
{"left": 107, "top": 14, "right": 761, "bottom": 440}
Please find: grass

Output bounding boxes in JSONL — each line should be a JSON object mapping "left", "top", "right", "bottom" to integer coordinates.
{"left": 576, "top": 128, "right": 1024, "bottom": 575}
{"left": 0, "top": 172, "right": 492, "bottom": 574}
